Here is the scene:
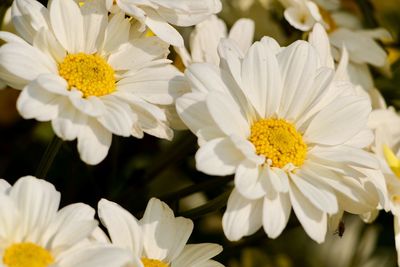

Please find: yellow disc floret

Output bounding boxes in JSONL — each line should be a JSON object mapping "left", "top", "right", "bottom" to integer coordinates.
{"left": 249, "top": 118, "right": 307, "bottom": 168}
{"left": 3, "top": 242, "right": 54, "bottom": 267}
{"left": 59, "top": 53, "right": 116, "bottom": 98}
{"left": 141, "top": 258, "right": 169, "bottom": 267}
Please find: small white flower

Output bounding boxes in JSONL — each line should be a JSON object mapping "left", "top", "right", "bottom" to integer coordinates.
{"left": 104, "top": 0, "right": 222, "bottom": 47}
{"left": 176, "top": 15, "right": 255, "bottom": 67}
{"left": 177, "top": 36, "right": 380, "bottom": 243}
{"left": 98, "top": 198, "right": 224, "bottom": 267}
{"left": 0, "top": 0, "right": 187, "bottom": 165}
{"left": 0, "top": 176, "right": 131, "bottom": 267}
{"left": 280, "top": 0, "right": 323, "bottom": 31}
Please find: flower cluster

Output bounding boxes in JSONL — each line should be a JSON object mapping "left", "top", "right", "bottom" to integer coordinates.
{"left": 0, "top": 0, "right": 400, "bottom": 266}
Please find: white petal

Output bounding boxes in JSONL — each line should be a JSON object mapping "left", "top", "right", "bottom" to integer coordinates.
{"left": 195, "top": 137, "right": 244, "bottom": 176}
{"left": 171, "top": 244, "right": 222, "bottom": 267}
{"left": 262, "top": 192, "right": 291, "bottom": 238}
{"left": 176, "top": 92, "right": 219, "bottom": 136}
{"left": 0, "top": 194, "right": 19, "bottom": 242}
{"left": 102, "top": 12, "right": 130, "bottom": 54}
{"left": 301, "top": 161, "right": 377, "bottom": 214}
{"left": 206, "top": 91, "right": 249, "bottom": 137}
{"left": 291, "top": 172, "right": 338, "bottom": 214}
{"left": 0, "top": 179, "right": 11, "bottom": 193}
{"left": 44, "top": 203, "right": 97, "bottom": 250}
{"left": 140, "top": 198, "right": 193, "bottom": 262}
{"left": 308, "top": 23, "right": 334, "bottom": 68}
{"left": 145, "top": 8, "right": 184, "bottom": 47}
{"left": 77, "top": 118, "right": 112, "bottom": 165}
{"left": 33, "top": 28, "right": 66, "bottom": 63}
{"left": 0, "top": 43, "right": 57, "bottom": 88}
{"left": 277, "top": 40, "right": 318, "bottom": 119}
{"left": 153, "top": 0, "right": 222, "bottom": 26}
{"left": 69, "top": 91, "right": 106, "bottom": 117}
{"left": 98, "top": 199, "right": 143, "bottom": 256}
{"left": 49, "top": 0, "right": 84, "bottom": 53}
{"left": 117, "top": 65, "right": 186, "bottom": 105}
{"left": 11, "top": 0, "right": 50, "bottom": 43}
{"left": 51, "top": 101, "right": 87, "bottom": 141}
{"left": 235, "top": 162, "right": 267, "bottom": 200}
{"left": 57, "top": 244, "right": 133, "bottom": 267}
{"left": 9, "top": 176, "right": 60, "bottom": 241}
{"left": 222, "top": 189, "right": 263, "bottom": 241}
{"left": 289, "top": 181, "right": 327, "bottom": 243}
{"left": 17, "top": 80, "right": 62, "bottom": 122}
{"left": 108, "top": 37, "right": 169, "bottom": 71}
{"left": 242, "top": 40, "right": 282, "bottom": 118}
{"left": 80, "top": 0, "right": 108, "bottom": 54}
{"left": 310, "top": 145, "right": 379, "bottom": 169}
{"left": 304, "top": 96, "right": 371, "bottom": 145}
{"left": 97, "top": 95, "right": 134, "bottom": 137}
{"left": 228, "top": 18, "right": 255, "bottom": 53}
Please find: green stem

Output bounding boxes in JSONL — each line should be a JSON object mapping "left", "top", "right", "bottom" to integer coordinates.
{"left": 178, "top": 190, "right": 231, "bottom": 219}
{"left": 35, "top": 135, "right": 63, "bottom": 179}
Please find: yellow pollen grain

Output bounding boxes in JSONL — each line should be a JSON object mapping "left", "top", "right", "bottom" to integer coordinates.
{"left": 249, "top": 118, "right": 307, "bottom": 168}
{"left": 3, "top": 242, "right": 54, "bottom": 267}
{"left": 59, "top": 53, "right": 116, "bottom": 98}
{"left": 141, "top": 258, "right": 169, "bottom": 267}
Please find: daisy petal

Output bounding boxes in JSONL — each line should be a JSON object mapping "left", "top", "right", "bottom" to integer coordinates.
{"left": 45, "top": 203, "right": 97, "bottom": 250}
{"left": 305, "top": 96, "right": 371, "bottom": 145}
{"left": 289, "top": 181, "right": 327, "bottom": 243}
{"left": 77, "top": 118, "right": 112, "bottom": 165}
{"left": 145, "top": 8, "right": 184, "bottom": 47}
{"left": 235, "top": 162, "right": 267, "bottom": 200}
{"left": 172, "top": 244, "right": 222, "bottom": 267}
{"left": 195, "top": 137, "right": 244, "bottom": 176}
{"left": 263, "top": 192, "right": 291, "bottom": 239}
{"left": 9, "top": 176, "right": 60, "bottom": 241}
{"left": 291, "top": 172, "right": 338, "bottom": 214}
{"left": 222, "top": 189, "right": 263, "bottom": 241}
{"left": 0, "top": 42, "right": 57, "bottom": 88}
{"left": 140, "top": 198, "right": 193, "bottom": 262}
{"left": 98, "top": 199, "right": 143, "bottom": 256}
{"left": 50, "top": 0, "right": 84, "bottom": 53}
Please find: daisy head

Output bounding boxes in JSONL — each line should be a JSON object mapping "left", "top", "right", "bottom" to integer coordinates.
{"left": 0, "top": 176, "right": 131, "bottom": 267}
{"left": 0, "top": 0, "right": 187, "bottom": 165}
{"left": 176, "top": 37, "right": 380, "bottom": 243}
{"left": 98, "top": 198, "right": 224, "bottom": 267}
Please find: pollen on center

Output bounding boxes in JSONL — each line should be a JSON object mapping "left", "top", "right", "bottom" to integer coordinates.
{"left": 249, "top": 118, "right": 307, "bottom": 168}
{"left": 59, "top": 53, "right": 116, "bottom": 98}
{"left": 141, "top": 257, "right": 169, "bottom": 267}
{"left": 3, "top": 242, "right": 54, "bottom": 267}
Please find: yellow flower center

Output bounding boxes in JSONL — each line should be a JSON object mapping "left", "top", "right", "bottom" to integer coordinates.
{"left": 141, "top": 258, "right": 169, "bottom": 267}
{"left": 3, "top": 242, "right": 54, "bottom": 267}
{"left": 59, "top": 53, "right": 116, "bottom": 98}
{"left": 249, "top": 118, "right": 307, "bottom": 168}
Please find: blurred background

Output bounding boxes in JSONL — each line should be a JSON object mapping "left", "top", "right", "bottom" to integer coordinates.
{"left": 0, "top": 0, "right": 399, "bottom": 266}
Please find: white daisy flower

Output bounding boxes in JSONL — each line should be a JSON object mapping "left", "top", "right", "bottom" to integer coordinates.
{"left": 176, "top": 36, "right": 380, "bottom": 243}
{"left": 98, "top": 198, "right": 224, "bottom": 267}
{"left": 103, "top": 0, "right": 222, "bottom": 47}
{"left": 176, "top": 15, "right": 255, "bottom": 67}
{"left": 0, "top": 176, "right": 132, "bottom": 267}
{"left": 0, "top": 0, "right": 187, "bottom": 165}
